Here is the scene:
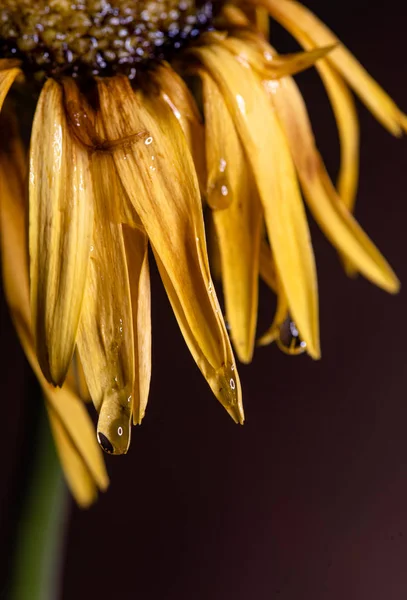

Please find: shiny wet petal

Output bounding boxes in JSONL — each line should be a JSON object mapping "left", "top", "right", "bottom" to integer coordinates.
{"left": 29, "top": 79, "right": 94, "bottom": 385}
{"left": 97, "top": 76, "right": 243, "bottom": 423}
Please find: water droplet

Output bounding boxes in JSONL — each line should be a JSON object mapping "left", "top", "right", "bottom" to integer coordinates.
{"left": 207, "top": 175, "right": 233, "bottom": 210}
{"left": 90, "top": 245, "right": 94, "bottom": 252}
{"left": 145, "top": 136, "right": 153, "bottom": 145}
{"left": 117, "top": 426, "right": 123, "bottom": 436}
{"left": 219, "top": 158, "right": 227, "bottom": 173}
{"left": 229, "top": 378, "right": 236, "bottom": 390}
{"left": 277, "top": 315, "right": 307, "bottom": 356}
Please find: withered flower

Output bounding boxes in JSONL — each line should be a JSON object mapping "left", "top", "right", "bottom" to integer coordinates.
{"left": 0, "top": 0, "right": 405, "bottom": 505}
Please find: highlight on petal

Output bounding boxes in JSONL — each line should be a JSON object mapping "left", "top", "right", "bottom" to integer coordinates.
{"left": 123, "top": 226, "right": 152, "bottom": 426}
{"left": 97, "top": 76, "right": 243, "bottom": 423}
{"left": 192, "top": 45, "right": 320, "bottom": 359}
{"left": 148, "top": 63, "right": 207, "bottom": 194}
{"left": 201, "top": 69, "right": 262, "bottom": 363}
{"left": 268, "top": 75, "right": 400, "bottom": 294}
{"left": 76, "top": 160, "right": 136, "bottom": 455}
{"left": 260, "top": 0, "right": 407, "bottom": 135}
{"left": 0, "top": 111, "right": 108, "bottom": 506}
{"left": 0, "top": 62, "right": 21, "bottom": 111}
{"left": 29, "top": 79, "right": 94, "bottom": 385}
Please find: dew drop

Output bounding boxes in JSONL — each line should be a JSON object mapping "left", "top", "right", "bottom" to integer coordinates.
{"left": 117, "top": 426, "right": 123, "bottom": 436}
{"left": 145, "top": 136, "right": 153, "bottom": 145}
{"left": 229, "top": 378, "right": 236, "bottom": 390}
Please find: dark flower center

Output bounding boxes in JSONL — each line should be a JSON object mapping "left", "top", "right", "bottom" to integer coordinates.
{"left": 0, "top": 0, "right": 215, "bottom": 81}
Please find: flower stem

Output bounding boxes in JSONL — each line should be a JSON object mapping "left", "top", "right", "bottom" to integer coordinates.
{"left": 10, "top": 404, "right": 68, "bottom": 600}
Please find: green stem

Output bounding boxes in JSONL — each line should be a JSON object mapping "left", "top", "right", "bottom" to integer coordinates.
{"left": 10, "top": 404, "right": 68, "bottom": 600}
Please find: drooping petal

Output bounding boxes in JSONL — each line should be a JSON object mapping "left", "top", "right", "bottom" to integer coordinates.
{"left": 192, "top": 46, "right": 320, "bottom": 359}
{"left": 29, "top": 79, "right": 94, "bottom": 385}
{"left": 260, "top": 0, "right": 407, "bottom": 134}
{"left": 46, "top": 406, "right": 98, "bottom": 508}
{"left": 148, "top": 63, "right": 207, "bottom": 194}
{"left": 0, "top": 111, "right": 108, "bottom": 505}
{"left": 201, "top": 70, "right": 262, "bottom": 363}
{"left": 76, "top": 157, "right": 136, "bottom": 454}
{"left": 266, "top": 44, "right": 360, "bottom": 276}
{"left": 217, "top": 34, "right": 334, "bottom": 80}
{"left": 268, "top": 75, "right": 400, "bottom": 293}
{"left": 97, "top": 76, "right": 243, "bottom": 423}
{"left": 123, "top": 226, "right": 152, "bottom": 425}
{"left": 316, "top": 63, "right": 360, "bottom": 276}
{"left": 0, "top": 65, "right": 21, "bottom": 111}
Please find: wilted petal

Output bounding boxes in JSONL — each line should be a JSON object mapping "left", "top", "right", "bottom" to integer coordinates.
{"left": 201, "top": 70, "right": 262, "bottom": 363}
{"left": 97, "top": 76, "right": 243, "bottom": 423}
{"left": 0, "top": 64, "right": 21, "bottom": 111}
{"left": 269, "top": 75, "right": 400, "bottom": 293}
{"left": 0, "top": 113, "right": 108, "bottom": 505}
{"left": 149, "top": 63, "right": 206, "bottom": 194}
{"left": 218, "top": 34, "right": 334, "bottom": 80}
{"left": 192, "top": 46, "right": 320, "bottom": 359}
{"left": 29, "top": 79, "right": 94, "bottom": 385}
{"left": 76, "top": 159, "right": 135, "bottom": 454}
{"left": 316, "top": 63, "right": 360, "bottom": 276}
{"left": 47, "top": 406, "right": 98, "bottom": 508}
{"left": 261, "top": 0, "right": 407, "bottom": 134}
{"left": 123, "top": 226, "right": 152, "bottom": 425}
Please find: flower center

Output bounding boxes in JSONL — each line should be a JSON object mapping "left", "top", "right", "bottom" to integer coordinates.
{"left": 0, "top": 0, "right": 214, "bottom": 80}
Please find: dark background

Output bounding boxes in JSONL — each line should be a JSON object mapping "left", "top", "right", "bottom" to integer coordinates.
{"left": 1, "top": 1, "right": 407, "bottom": 598}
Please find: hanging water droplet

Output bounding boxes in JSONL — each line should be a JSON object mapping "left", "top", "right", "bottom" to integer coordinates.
{"left": 207, "top": 174, "right": 233, "bottom": 210}
{"left": 277, "top": 315, "right": 307, "bottom": 356}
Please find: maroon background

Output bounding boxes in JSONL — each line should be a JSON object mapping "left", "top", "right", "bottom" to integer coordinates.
{"left": 1, "top": 1, "right": 407, "bottom": 598}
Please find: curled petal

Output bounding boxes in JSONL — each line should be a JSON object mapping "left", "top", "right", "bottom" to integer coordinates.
{"left": 97, "top": 76, "right": 243, "bottom": 423}
{"left": 123, "top": 226, "right": 152, "bottom": 425}
{"left": 268, "top": 75, "right": 400, "bottom": 294}
{"left": 76, "top": 158, "right": 136, "bottom": 455}
{"left": 261, "top": 0, "right": 407, "bottom": 134}
{"left": 29, "top": 79, "right": 94, "bottom": 385}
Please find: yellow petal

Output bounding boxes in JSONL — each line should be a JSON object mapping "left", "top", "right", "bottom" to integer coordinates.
{"left": 259, "top": 239, "right": 277, "bottom": 292}
{"left": 97, "top": 76, "right": 243, "bottom": 423}
{"left": 29, "top": 79, "right": 94, "bottom": 385}
{"left": 0, "top": 65, "right": 21, "bottom": 111}
{"left": 268, "top": 75, "right": 400, "bottom": 293}
{"left": 148, "top": 63, "right": 207, "bottom": 194}
{"left": 76, "top": 164, "right": 135, "bottom": 454}
{"left": 219, "top": 34, "right": 334, "bottom": 80}
{"left": 192, "top": 46, "right": 320, "bottom": 359}
{"left": 316, "top": 63, "right": 360, "bottom": 276}
{"left": 261, "top": 0, "right": 407, "bottom": 135}
{"left": 46, "top": 406, "right": 98, "bottom": 508}
{"left": 0, "top": 112, "right": 108, "bottom": 505}
{"left": 201, "top": 70, "right": 262, "bottom": 363}
{"left": 123, "top": 226, "right": 152, "bottom": 425}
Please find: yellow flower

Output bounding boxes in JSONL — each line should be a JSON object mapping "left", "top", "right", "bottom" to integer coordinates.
{"left": 0, "top": 1, "right": 405, "bottom": 505}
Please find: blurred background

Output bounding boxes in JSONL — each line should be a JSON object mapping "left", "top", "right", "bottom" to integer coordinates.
{"left": 1, "top": 0, "right": 407, "bottom": 598}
